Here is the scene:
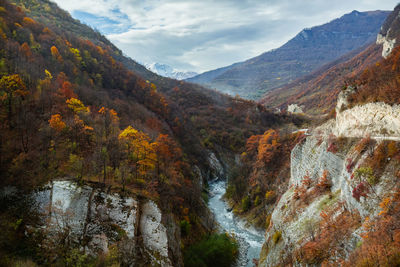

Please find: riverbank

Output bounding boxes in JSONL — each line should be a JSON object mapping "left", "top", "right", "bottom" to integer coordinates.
{"left": 208, "top": 180, "right": 264, "bottom": 267}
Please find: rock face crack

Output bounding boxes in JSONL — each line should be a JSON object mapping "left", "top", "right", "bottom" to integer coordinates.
{"left": 82, "top": 187, "right": 95, "bottom": 250}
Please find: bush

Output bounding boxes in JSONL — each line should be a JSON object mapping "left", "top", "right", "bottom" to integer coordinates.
{"left": 201, "top": 192, "right": 209, "bottom": 203}
{"left": 254, "top": 196, "right": 261, "bottom": 206}
{"left": 265, "top": 190, "right": 276, "bottom": 203}
{"left": 180, "top": 220, "right": 191, "bottom": 237}
{"left": 241, "top": 195, "right": 250, "bottom": 212}
{"left": 354, "top": 167, "right": 376, "bottom": 185}
{"left": 265, "top": 214, "right": 272, "bottom": 229}
{"left": 272, "top": 231, "right": 282, "bottom": 244}
{"left": 184, "top": 233, "right": 238, "bottom": 267}
{"left": 355, "top": 136, "right": 373, "bottom": 154}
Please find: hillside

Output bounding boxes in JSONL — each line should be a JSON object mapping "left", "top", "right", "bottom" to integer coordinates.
{"left": 188, "top": 10, "right": 389, "bottom": 99}
{"left": 257, "top": 5, "right": 400, "bottom": 265}
{"left": 261, "top": 4, "right": 400, "bottom": 115}
{"left": 2, "top": 0, "right": 399, "bottom": 266}
{"left": 0, "top": 0, "right": 302, "bottom": 265}
{"left": 260, "top": 43, "right": 382, "bottom": 114}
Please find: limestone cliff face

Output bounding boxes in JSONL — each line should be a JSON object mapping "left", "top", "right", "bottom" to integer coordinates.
{"left": 34, "top": 181, "right": 181, "bottom": 266}
{"left": 259, "top": 103, "right": 399, "bottom": 266}
{"left": 376, "top": 4, "right": 400, "bottom": 58}
{"left": 334, "top": 102, "right": 400, "bottom": 139}
{"left": 376, "top": 33, "right": 396, "bottom": 58}
{"left": 334, "top": 87, "right": 400, "bottom": 139}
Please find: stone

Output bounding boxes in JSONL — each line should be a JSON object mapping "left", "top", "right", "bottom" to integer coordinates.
{"left": 287, "top": 104, "right": 304, "bottom": 114}
{"left": 377, "top": 33, "right": 396, "bottom": 58}
{"left": 334, "top": 102, "right": 400, "bottom": 139}
{"left": 32, "top": 181, "right": 176, "bottom": 266}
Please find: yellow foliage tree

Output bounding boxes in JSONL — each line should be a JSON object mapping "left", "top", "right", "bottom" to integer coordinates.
{"left": 119, "top": 126, "right": 156, "bottom": 178}
{"left": 66, "top": 98, "right": 89, "bottom": 114}
{"left": 0, "top": 74, "right": 29, "bottom": 124}
{"left": 69, "top": 47, "right": 82, "bottom": 62}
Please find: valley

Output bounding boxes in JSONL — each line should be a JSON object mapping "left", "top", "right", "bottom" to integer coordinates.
{"left": 0, "top": 0, "right": 400, "bottom": 266}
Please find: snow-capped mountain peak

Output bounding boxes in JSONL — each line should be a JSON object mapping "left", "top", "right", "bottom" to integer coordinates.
{"left": 145, "top": 63, "right": 198, "bottom": 80}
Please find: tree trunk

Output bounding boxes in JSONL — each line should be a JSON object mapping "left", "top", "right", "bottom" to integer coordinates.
{"left": 103, "top": 158, "right": 106, "bottom": 184}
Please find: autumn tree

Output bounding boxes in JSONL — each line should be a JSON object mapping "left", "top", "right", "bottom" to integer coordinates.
{"left": 50, "top": 45, "right": 63, "bottom": 63}
{"left": 66, "top": 98, "right": 89, "bottom": 114}
{"left": 49, "top": 114, "right": 66, "bottom": 133}
{"left": 20, "top": 42, "right": 32, "bottom": 60}
{"left": 154, "top": 134, "right": 182, "bottom": 176}
{"left": 0, "top": 74, "right": 29, "bottom": 127}
{"left": 118, "top": 126, "right": 156, "bottom": 182}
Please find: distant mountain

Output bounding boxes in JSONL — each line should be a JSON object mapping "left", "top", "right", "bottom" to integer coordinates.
{"left": 187, "top": 10, "right": 389, "bottom": 99}
{"left": 261, "top": 5, "right": 400, "bottom": 115}
{"left": 260, "top": 43, "right": 382, "bottom": 114}
{"left": 145, "top": 63, "right": 198, "bottom": 80}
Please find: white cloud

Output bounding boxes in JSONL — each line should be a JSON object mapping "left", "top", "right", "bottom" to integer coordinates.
{"left": 51, "top": 0, "right": 400, "bottom": 72}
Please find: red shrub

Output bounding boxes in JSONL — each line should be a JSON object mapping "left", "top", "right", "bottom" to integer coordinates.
{"left": 346, "top": 158, "right": 355, "bottom": 173}
{"left": 352, "top": 182, "right": 369, "bottom": 202}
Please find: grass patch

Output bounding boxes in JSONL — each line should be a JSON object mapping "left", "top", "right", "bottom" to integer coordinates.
{"left": 318, "top": 190, "right": 340, "bottom": 211}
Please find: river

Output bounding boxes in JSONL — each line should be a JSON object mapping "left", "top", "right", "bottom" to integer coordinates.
{"left": 208, "top": 180, "right": 265, "bottom": 267}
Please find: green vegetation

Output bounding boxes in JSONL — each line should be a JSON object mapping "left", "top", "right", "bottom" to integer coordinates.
{"left": 355, "top": 167, "right": 376, "bottom": 185}
{"left": 183, "top": 233, "right": 238, "bottom": 267}
{"left": 0, "top": 0, "right": 297, "bottom": 265}
{"left": 180, "top": 220, "right": 191, "bottom": 237}
{"left": 241, "top": 195, "right": 250, "bottom": 212}
{"left": 272, "top": 230, "right": 282, "bottom": 244}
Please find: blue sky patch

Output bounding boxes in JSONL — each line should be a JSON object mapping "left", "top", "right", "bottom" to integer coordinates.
{"left": 73, "top": 10, "right": 131, "bottom": 34}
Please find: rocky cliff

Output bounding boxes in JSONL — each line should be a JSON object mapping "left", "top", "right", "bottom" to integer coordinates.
{"left": 259, "top": 96, "right": 400, "bottom": 265}
{"left": 376, "top": 4, "right": 400, "bottom": 58}
{"left": 33, "top": 180, "right": 181, "bottom": 266}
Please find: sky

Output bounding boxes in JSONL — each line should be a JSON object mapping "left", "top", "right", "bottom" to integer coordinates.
{"left": 51, "top": 0, "right": 400, "bottom": 73}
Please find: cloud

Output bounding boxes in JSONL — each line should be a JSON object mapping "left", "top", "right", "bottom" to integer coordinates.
{"left": 51, "top": 0, "right": 400, "bottom": 72}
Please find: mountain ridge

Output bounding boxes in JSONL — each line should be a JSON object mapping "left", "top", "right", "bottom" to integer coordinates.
{"left": 187, "top": 10, "right": 389, "bottom": 99}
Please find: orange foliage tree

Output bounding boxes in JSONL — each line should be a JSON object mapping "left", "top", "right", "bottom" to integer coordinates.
{"left": 50, "top": 46, "right": 63, "bottom": 62}
{"left": 48, "top": 114, "right": 66, "bottom": 133}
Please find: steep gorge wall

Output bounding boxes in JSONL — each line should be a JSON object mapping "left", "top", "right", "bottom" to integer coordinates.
{"left": 33, "top": 180, "right": 181, "bottom": 266}
{"left": 259, "top": 106, "right": 400, "bottom": 266}
{"left": 335, "top": 102, "right": 400, "bottom": 139}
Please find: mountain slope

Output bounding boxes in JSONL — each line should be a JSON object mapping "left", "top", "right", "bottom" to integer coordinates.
{"left": 260, "top": 43, "right": 382, "bottom": 114}
{"left": 258, "top": 5, "right": 400, "bottom": 265}
{"left": 0, "top": 0, "right": 305, "bottom": 265}
{"left": 188, "top": 10, "right": 389, "bottom": 99}
{"left": 261, "top": 4, "right": 400, "bottom": 115}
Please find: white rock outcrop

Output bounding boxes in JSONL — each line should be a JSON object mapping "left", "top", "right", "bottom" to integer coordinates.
{"left": 208, "top": 152, "right": 224, "bottom": 178}
{"left": 140, "top": 201, "right": 172, "bottom": 266}
{"left": 334, "top": 102, "right": 400, "bottom": 139}
{"left": 260, "top": 131, "right": 398, "bottom": 266}
{"left": 259, "top": 98, "right": 400, "bottom": 265}
{"left": 33, "top": 181, "right": 174, "bottom": 266}
{"left": 287, "top": 104, "right": 304, "bottom": 114}
{"left": 377, "top": 33, "right": 396, "bottom": 58}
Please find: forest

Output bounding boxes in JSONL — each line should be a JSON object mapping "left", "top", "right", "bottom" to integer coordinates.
{"left": 2, "top": 0, "right": 400, "bottom": 266}
{"left": 0, "top": 0, "right": 302, "bottom": 265}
